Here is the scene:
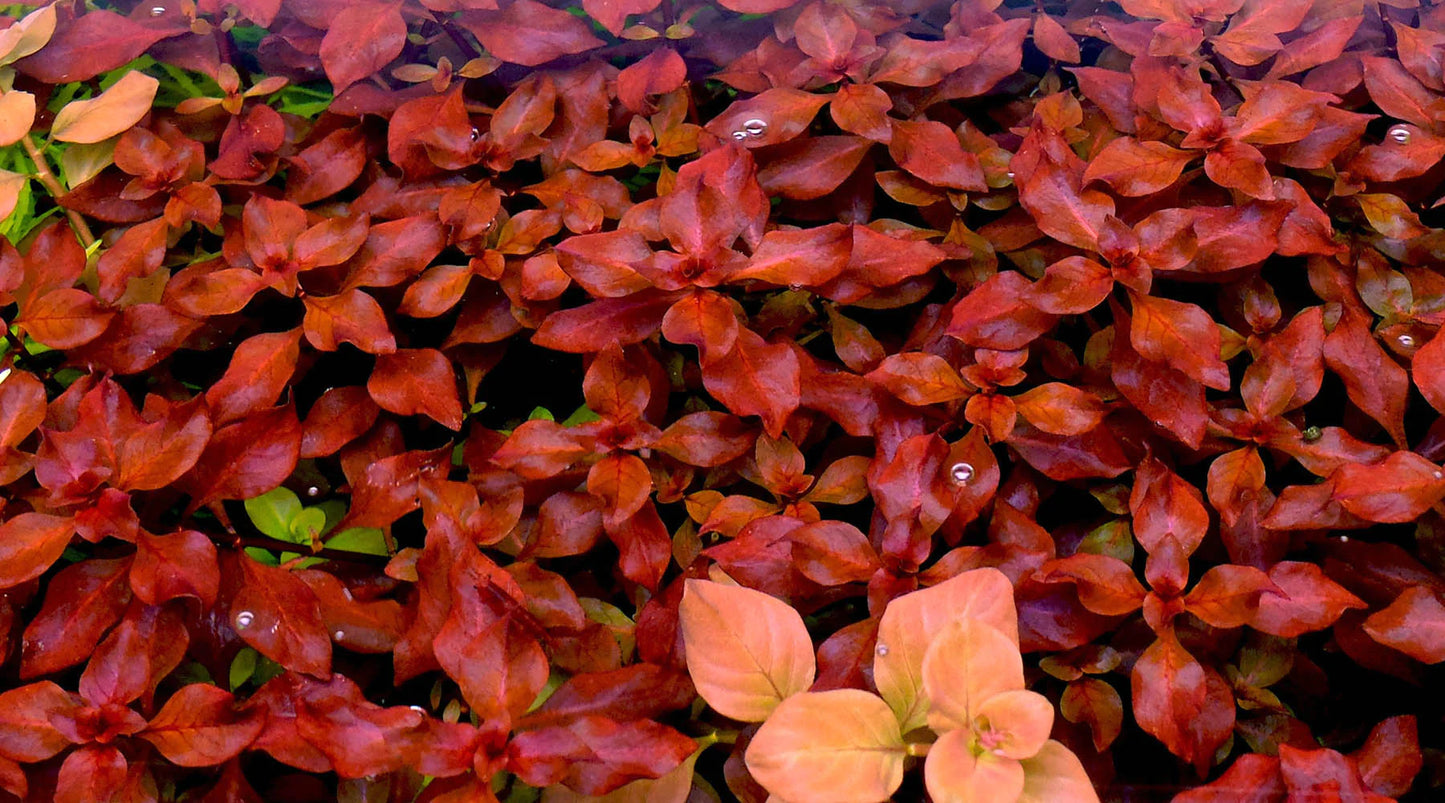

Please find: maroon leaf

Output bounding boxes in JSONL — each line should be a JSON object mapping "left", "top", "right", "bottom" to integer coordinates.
{"left": 21, "top": 557, "right": 132, "bottom": 679}
{"left": 458, "top": 0, "right": 604, "bottom": 67}
{"left": 319, "top": 2, "right": 406, "bottom": 93}
{"left": 205, "top": 328, "right": 302, "bottom": 426}
{"left": 180, "top": 403, "right": 301, "bottom": 513}
{"left": 507, "top": 715, "right": 697, "bottom": 796}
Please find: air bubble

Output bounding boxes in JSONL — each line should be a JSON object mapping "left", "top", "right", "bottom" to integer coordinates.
{"left": 306, "top": 486, "right": 320, "bottom": 497}
{"left": 1006, "top": 171, "right": 1015, "bottom": 179}
{"left": 950, "top": 462, "right": 975, "bottom": 485}
{"left": 1388, "top": 125, "right": 1411, "bottom": 144}
{"left": 742, "top": 118, "right": 768, "bottom": 137}
{"left": 235, "top": 611, "right": 254, "bottom": 628}
{"left": 1340, "top": 535, "right": 1349, "bottom": 543}
{"left": 469, "top": 127, "right": 480, "bottom": 142}
{"left": 1398, "top": 334, "right": 1416, "bottom": 348}
{"left": 875, "top": 643, "right": 889, "bottom": 656}
{"left": 731, "top": 130, "right": 748, "bottom": 141}
{"left": 410, "top": 705, "right": 426, "bottom": 713}
{"left": 334, "top": 630, "right": 346, "bottom": 640}
{"left": 1435, "top": 470, "right": 1443, "bottom": 480}
{"left": 149, "top": 5, "right": 166, "bottom": 15}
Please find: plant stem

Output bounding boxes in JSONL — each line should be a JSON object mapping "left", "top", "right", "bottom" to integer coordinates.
{"left": 20, "top": 134, "right": 95, "bottom": 248}
{"left": 905, "top": 741, "right": 931, "bottom": 757}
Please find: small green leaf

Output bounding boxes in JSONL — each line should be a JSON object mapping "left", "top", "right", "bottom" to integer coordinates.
{"left": 561, "top": 404, "right": 601, "bottom": 427}
{"left": 527, "top": 406, "right": 555, "bottom": 421}
{"left": 289, "top": 506, "right": 328, "bottom": 546}
{"left": 229, "top": 647, "right": 258, "bottom": 690}
{"left": 245, "top": 487, "right": 302, "bottom": 541}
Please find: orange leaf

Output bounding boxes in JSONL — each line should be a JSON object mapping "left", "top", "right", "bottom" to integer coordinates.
{"left": 50, "top": 71, "right": 158, "bottom": 144}
{"left": 976, "top": 689, "right": 1055, "bottom": 760}
{"left": 874, "top": 568, "right": 1018, "bottom": 733}
{"left": 1082, "top": 137, "right": 1193, "bottom": 196}
{"left": 925, "top": 729, "right": 1025, "bottom": 803}
{"left": 867, "top": 352, "right": 971, "bottom": 406}
{"left": 1018, "top": 740, "right": 1101, "bottom": 802}
{"left": 1060, "top": 678, "right": 1123, "bottom": 752}
{"left": 922, "top": 617, "right": 1024, "bottom": 733}
{"left": 745, "top": 690, "right": 905, "bottom": 803}
{"left": 1128, "top": 293, "right": 1230, "bottom": 391}
{"left": 678, "top": 579, "right": 814, "bottom": 722}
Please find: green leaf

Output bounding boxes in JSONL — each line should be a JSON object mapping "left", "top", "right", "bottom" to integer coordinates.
{"left": 244, "top": 487, "right": 302, "bottom": 541}
{"left": 561, "top": 404, "right": 601, "bottom": 427}
{"left": 527, "top": 406, "right": 555, "bottom": 421}
{"left": 324, "top": 527, "right": 388, "bottom": 556}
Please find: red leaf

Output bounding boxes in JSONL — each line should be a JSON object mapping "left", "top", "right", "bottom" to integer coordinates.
{"left": 368, "top": 348, "right": 463, "bottom": 430}
{"left": 555, "top": 230, "right": 654, "bottom": 298}
{"left": 947, "top": 271, "right": 1059, "bottom": 350}
{"left": 1129, "top": 292, "right": 1229, "bottom": 390}
{"left": 14, "top": 9, "right": 176, "bottom": 83}
{"left": 1278, "top": 745, "right": 1369, "bottom": 801}
{"left": 457, "top": 0, "right": 604, "bottom": 67}
{"left": 1016, "top": 157, "right": 1113, "bottom": 250}
{"left": 519, "top": 664, "right": 694, "bottom": 730}
{"left": 1033, "top": 13, "right": 1081, "bottom": 63}
{"left": 617, "top": 46, "right": 684, "bottom": 111}
{"left": 589, "top": 453, "right": 653, "bottom": 531}
{"left": 788, "top": 520, "right": 880, "bottom": 585}
{"left": 1352, "top": 716, "right": 1423, "bottom": 797}
{"left": 1362, "top": 56, "right": 1445, "bottom": 128}
{"left": 1173, "top": 754, "right": 1284, "bottom": 803}
{"left": 1082, "top": 137, "right": 1193, "bottom": 196}
{"left": 888, "top": 119, "right": 986, "bottom": 190}
{"left": 1036, "top": 554, "right": 1146, "bottom": 616}
{"left": 867, "top": 352, "right": 971, "bottom": 406}
{"left": 302, "top": 289, "right": 398, "bottom": 354}
{"left": 704, "top": 88, "right": 829, "bottom": 148}
{"left": 606, "top": 501, "right": 672, "bottom": 592}
{"left": 0, "top": 513, "right": 75, "bottom": 589}
{"left": 205, "top": 328, "right": 301, "bottom": 426}
{"left": 21, "top": 557, "right": 132, "bottom": 679}
{"left": 506, "top": 715, "right": 697, "bottom": 796}
{"left": 319, "top": 2, "right": 406, "bottom": 92}
{"left": 291, "top": 675, "right": 429, "bottom": 778}
{"left": 1182, "top": 565, "right": 1275, "bottom": 629}
{"left": 661, "top": 289, "right": 739, "bottom": 360}
{"left": 0, "top": 681, "right": 84, "bottom": 761}
{"left": 1059, "top": 678, "right": 1122, "bottom": 753}
{"left": 1362, "top": 586, "right": 1445, "bottom": 663}
{"left": 829, "top": 83, "right": 893, "bottom": 142}
{"left": 534, "top": 289, "right": 681, "bottom": 353}
{"left": 1130, "top": 457, "right": 1209, "bottom": 595}
{"left": 286, "top": 127, "right": 368, "bottom": 205}
{"left": 652, "top": 411, "right": 756, "bottom": 467}
{"left": 1331, "top": 451, "right": 1445, "bottom": 524}
{"left": 737, "top": 224, "right": 852, "bottom": 287}
{"left": 16, "top": 288, "right": 114, "bottom": 350}
{"left": 54, "top": 745, "right": 128, "bottom": 803}
{"left": 231, "top": 554, "right": 332, "bottom": 678}
{"left": 1026, "top": 256, "right": 1114, "bottom": 315}
{"left": 300, "top": 386, "right": 381, "bottom": 459}
{"left": 1130, "top": 634, "right": 1233, "bottom": 772}
{"left": 180, "top": 403, "right": 301, "bottom": 513}
{"left": 1013, "top": 382, "right": 1106, "bottom": 436}
{"left": 700, "top": 327, "right": 800, "bottom": 439}
{"left": 1323, "top": 306, "right": 1408, "bottom": 447}
{"left": 130, "top": 529, "right": 219, "bottom": 607}
{"left": 140, "top": 685, "right": 264, "bottom": 767}
{"left": 1251, "top": 561, "right": 1366, "bottom": 638}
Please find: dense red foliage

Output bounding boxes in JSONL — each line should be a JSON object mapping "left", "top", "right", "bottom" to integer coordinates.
{"left": 1, "top": 0, "right": 1444, "bottom": 800}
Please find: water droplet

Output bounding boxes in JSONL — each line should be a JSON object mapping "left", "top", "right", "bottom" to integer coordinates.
{"left": 875, "top": 643, "right": 889, "bottom": 656}
{"left": 731, "top": 130, "right": 748, "bottom": 141}
{"left": 742, "top": 118, "right": 768, "bottom": 137}
{"left": 306, "top": 485, "right": 320, "bottom": 497}
{"left": 1006, "top": 171, "right": 1015, "bottom": 179}
{"left": 1435, "top": 470, "right": 1443, "bottom": 480}
{"left": 334, "top": 630, "right": 345, "bottom": 640}
{"left": 1398, "top": 334, "right": 1416, "bottom": 348}
{"left": 1340, "top": 535, "right": 1349, "bottom": 543}
{"left": 1389, "top": 125, "right": 1411, "bottom": 144}
{"left": 235, "top": 611, "right": 254, "bottom": 628}
{"left": 469, "top": 127, "right": 480, "bottom": 142}
{"left": 950, "top": 462, "right": 975, "bottom": 485}
{"left": 149, "top": 5, "right": 166, "bottom": 15}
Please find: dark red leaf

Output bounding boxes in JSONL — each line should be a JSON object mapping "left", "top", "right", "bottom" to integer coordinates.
{"left": 368, "top": 348, "right": 464, "bottom": 430}
{"left": 506, "top": 715, "right": 697, "bottom": 796}
{"left": 180, "top": 403, "right": 301, "bottom": 513}
{"left": 319, "top": 2, "right": 406, "bottom": 92}
{"left": 21, "top": 557, "right": 132, "bottom": 679}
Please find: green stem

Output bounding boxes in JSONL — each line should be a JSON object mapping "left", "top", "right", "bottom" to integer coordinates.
{"left": 20, "top": 134, "right": 95, "bottom": 248}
